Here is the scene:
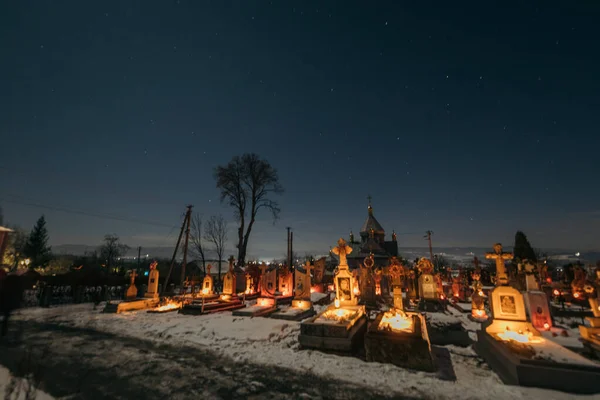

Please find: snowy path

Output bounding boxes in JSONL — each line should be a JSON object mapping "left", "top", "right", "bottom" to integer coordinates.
{"left": 0, "top": 320, "right": 408, "bottom": 400}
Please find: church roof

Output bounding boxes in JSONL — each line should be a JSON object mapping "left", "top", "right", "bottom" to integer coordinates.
{"left": 360, "top": 203, "right": 385, "bottom": 234}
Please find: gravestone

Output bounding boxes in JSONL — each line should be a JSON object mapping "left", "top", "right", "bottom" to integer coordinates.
{"left": 278, "top": 266, "right": 293, "bottom": 296}
{"left": 202, "top": 264, "right": 214, "bottom": 294}
{"left": 294, "top": 261, "right": 313, "bottom": 301}
{"left": 523, "top": 262, "right": 539, "bottom": 291}
{"left": 417, "top": 258, "right": 436, "bottom": 301}
{"left": 359, "top": 254, "right": 376, "bottom": 306}
{"left": 145, "top": 261, "right": 159, "bottom": 299}
{"left": 470, "top": 270, "right": 487, "bottom": 320}
{"left": 261, "top": 264, "right": 277, "bottom": 297}
{"left": 388, "top": 258, "right": 405, "bottom": 310}
{"left": 125, "top": 270, "right": 138, "bottom": 300}
{"left": 490, "top": 286, "right": 526, "bottom": 321}
{"left": 418, "top": 274, "right": 437, "bottom": 301}
{"left": 524, "top": 291, "right": 552, "bottom": 330}
{"left": 222, "top": 260, "right": 236, "bottom": 296}
{"left": 332, "top": 238, "right": 357, "bottom": 306}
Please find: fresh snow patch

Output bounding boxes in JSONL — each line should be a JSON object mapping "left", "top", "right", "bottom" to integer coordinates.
{"left": 0, "top": 365, "right": 55, "bottom": 400}
{"left": 13, "top": 304, "right": 599, "bottom": 400}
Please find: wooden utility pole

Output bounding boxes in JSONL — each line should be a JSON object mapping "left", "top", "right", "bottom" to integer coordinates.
{"left": 287, "top": 227, "right": 291, "bottom": 268}
{"left": 161, "top": 206, "right": 193, "bottom": 296}
{"left": 425, "top": 230, "right": 434, "bottom": 261}
{"left": 137, "top": 246, "right": 141, "bottom": 272}
{"left": 180, "top": 205, "right": 193, "bottom": 288}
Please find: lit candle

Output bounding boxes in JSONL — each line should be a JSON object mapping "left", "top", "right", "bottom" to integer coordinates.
{"left": 335, "top": 299, "right": 340, "bottom": 308}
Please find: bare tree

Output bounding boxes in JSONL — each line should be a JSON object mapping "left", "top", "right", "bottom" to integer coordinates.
{"left": 99, "top": 234, "right": 130, "bottom": 272}
{"left": 190, "top": 213, "right": 207, "bottom": 276}
{"left": 204, "top": 214, "right": 228, "bottom": 282}
{"left": 214, "top": 153, "right": 283, "bottom": 267}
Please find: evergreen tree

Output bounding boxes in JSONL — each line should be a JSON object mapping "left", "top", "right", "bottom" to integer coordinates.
{"left": 513, "top": 231, "right": 537, "bottom": 263}
{"left": 23, "top": 215, "right": 52, "bottom": 268}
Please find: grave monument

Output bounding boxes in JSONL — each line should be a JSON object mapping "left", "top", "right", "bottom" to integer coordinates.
{"left": 299, "top": 238, "right": 367, "bottom": 352}
{"left": 180, "top": 257, "right": 245, "bottom": 315}
{"left": 144, "top": 261, "right": 159, "bottom": 299}
{"left": 475, "top": 286, "right": 600, "bottom": 394}
{"left": 233, "top": 263, "right": 279, "bottom": 317}
{"left": 271, "top": 260, "right": 316, "bottom": 320}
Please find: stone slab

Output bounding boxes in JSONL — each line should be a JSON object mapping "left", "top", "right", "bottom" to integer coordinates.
{"left": 232, "top": 305, "right": 278, "bottom": 317}
{"left": 179, "top": 300, "right": 245, "bottom": 315}
{"left": 364, "top": 313, "right": 436, "bottom": 372}
{"left": 103, "top": 298, "right": 160, "bottom": 314}
{"left": 428, "top": 322, "right": 472, "bottom": 347}
{"left": 270, "top": 307, "right": 316, "bottom": 321}
{"left": 298, "top": 316, "right": 367, "bottom": 352}
{"left": 474, "top": 330, "right": 600, "bottom": 394}
{"left": 418, "top": 299, "right": 446, "bottom": 313}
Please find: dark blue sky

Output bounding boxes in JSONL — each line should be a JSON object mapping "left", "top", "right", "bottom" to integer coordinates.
{"left": 1, "top": 1, "right": 599, "bottom": 257}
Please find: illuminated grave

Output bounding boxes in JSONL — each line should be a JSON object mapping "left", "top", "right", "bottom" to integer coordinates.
{"left": 469, "top": 269, "right": 488, "bottom": 322}
{"left": 233, "top": 263, "right": 279, "bottom": 317}
{"left": 104, "top": 267, "right": 159, "bottom": 313}
{"left": 364, "top": 308, "right": 436, "bottom": 372}
{"left": 298, "top": 239, "right": 367, "bottom": 352}
{"left": 271, "top": 261, "right": 316, "bottom": 321}
{"left": 243, "top": 263, "right": 261, "bottom": 300}
{"left": 475, "top": 286, "right": 600, "bottom": 394}
{"left": 417, "top": 258, "right": 445, "bottom": 312}
{"left": 180, "top": 257, "right": 245, "bottom": 315}
{"left": 197, "top": 264, "right": 219, "bottom": 301}
{"left": 579, "top": 269, "right": 600, "bottom": 357}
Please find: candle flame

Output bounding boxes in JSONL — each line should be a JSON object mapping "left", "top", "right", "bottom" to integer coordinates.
{"left": 334, "top": 299, "right": 340, "bottom": 308}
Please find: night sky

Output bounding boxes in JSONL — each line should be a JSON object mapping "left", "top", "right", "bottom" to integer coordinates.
{"left": 1, "top": 1, "right": 599, "bottom": 257}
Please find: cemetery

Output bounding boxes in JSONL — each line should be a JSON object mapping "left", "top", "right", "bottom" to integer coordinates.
{"left": 2, "top": 213, "right": 600, "bottom": 398}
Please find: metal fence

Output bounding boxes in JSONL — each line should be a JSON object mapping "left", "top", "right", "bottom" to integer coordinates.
{"left": 21, "top": 285, "right": 128, "bottom": 308}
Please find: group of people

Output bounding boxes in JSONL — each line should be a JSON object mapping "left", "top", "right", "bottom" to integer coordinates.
{"left": 0, "top": 270, "right": 24, "bottom": 337}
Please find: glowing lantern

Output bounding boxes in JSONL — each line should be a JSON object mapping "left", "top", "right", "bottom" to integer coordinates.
{"left": 353, "top": 286, "right": 360, "bottom": 296}
{"left": 202, "top": 288, "right": 209, "bottom": 295}
{"left": 553, "top": 289, "right": 560, "bottom": 296}
{"left": 573, "top": 292, "right": 580, "bottom": 299}
{"left": 334, "top": 299, "right": 340, "bottom": 308}
{"left": 543, "top": 323, "right": 550, "bottom": 330}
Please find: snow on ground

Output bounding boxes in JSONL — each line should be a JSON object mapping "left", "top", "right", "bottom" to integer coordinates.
{"left": 13, "top": 304, "right": 598, "bottom": 400}
{"left": 0, "top": 365, "right": 55, "bottom": 400}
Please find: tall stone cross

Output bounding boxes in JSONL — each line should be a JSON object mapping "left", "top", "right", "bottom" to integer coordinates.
{"left": 485, "top": 243, "right": 513, "bottom": 286}
{"left": 332, "top": 238, "right": 352, "bottom": 269}
{"left": 228, "top": 256, "right": 235, "bottom": 272}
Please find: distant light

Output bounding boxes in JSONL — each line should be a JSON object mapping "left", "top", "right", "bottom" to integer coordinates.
{"left": 144, "top": 271, "right": 149, "bottom": 276}
{"left": 575, "top": 252, "right": 580, "bottom": 257}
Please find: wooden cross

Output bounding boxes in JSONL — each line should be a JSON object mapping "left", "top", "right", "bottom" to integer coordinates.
{"left": 130, "top": 270, "right": 137, "bottom": 284}
{"left": 485, "top": 243, "right": 513, "bottom": 285}
{"left": 228, "top": 256, "right": 235, "bottom": 272}
{"left": 206, "top": 264, "right": 212, "bottom": 275}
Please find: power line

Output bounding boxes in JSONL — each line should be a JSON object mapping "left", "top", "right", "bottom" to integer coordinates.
{"left": 0, "top": 194, "right": 179, "bottom": 229}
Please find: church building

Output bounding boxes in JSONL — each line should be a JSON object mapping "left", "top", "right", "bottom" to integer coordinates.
{"left": 342, "top": 198, "right": 399, "bottom": 269}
